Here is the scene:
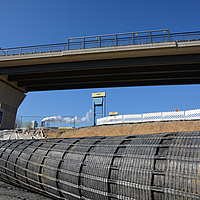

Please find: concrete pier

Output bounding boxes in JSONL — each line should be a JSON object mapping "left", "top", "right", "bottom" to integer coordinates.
{"left": 0, "top": 81, "right": 26, "bottom": 129}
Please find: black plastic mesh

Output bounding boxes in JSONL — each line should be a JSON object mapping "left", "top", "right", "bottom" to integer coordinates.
{"left": 0, "top": 132, "right": 199, "bottom": 200}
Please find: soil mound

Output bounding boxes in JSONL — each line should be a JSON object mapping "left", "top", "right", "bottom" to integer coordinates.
{"left": 43, "top": 120, "right": 200, "bottom": 138}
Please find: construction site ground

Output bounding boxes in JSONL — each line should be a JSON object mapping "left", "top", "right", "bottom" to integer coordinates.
{"left": 0, "top": 181, "right": 52, "bottom": 200}
{"left": 1, "top": 119, "right": 200, "bottom": 199}
{"left": 43, "top": 119, "right": 200, "bottom": 138}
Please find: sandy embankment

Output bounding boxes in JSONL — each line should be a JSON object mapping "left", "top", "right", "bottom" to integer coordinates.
{"left": 43, "top": 120, "right": 200, "bottom": 138}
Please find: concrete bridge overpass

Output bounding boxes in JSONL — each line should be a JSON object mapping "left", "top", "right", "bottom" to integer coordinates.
{"left": 0, "top": 29, "right": 200, "bottom": 128}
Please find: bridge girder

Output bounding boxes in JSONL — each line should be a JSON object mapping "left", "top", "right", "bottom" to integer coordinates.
{"left": 1, "top": 53, "right": 200, "bottom": 92}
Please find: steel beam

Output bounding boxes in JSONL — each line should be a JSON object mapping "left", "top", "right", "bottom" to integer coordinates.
{"left": 4, "top": 61, "right": 200, "bottom": 92}
{"left": 1, "top": 54, "right": 200, "bottom": 75}
{"left": 25, "top": 77, "right": 200, "bottom": 92}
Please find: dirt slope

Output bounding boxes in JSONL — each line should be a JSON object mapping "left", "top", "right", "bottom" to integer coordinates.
{"left": 43, "top": 120, "right": 200, "bottom": 138}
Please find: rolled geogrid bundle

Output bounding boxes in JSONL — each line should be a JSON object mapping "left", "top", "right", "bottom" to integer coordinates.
{"left": 0, "top": 132, "right": 199, "bottom": 200}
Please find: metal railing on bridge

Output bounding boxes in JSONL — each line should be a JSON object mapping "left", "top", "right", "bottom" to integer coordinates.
{"left": 0, "top": 29, "right": 200, "bottom": 56}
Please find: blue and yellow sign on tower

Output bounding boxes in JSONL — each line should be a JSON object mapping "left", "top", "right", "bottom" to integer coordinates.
{"left": 92, "top": 92, "right": 106, "bottom": 126}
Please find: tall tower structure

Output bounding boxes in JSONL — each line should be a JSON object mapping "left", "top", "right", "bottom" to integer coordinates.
{"left": 92, "top": 92, "right": 106, "bottom": 126}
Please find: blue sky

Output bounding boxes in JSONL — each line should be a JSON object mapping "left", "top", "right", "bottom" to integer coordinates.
{"left": 1, "top": 0, "right": 200, "bottom": 126}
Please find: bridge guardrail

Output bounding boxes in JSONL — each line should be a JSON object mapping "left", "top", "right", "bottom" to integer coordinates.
{"left": 97, "top": 108, "right": 200, "bottom": 125}
{"left": 0, "top": 29, "right": 200, "bottom": 56}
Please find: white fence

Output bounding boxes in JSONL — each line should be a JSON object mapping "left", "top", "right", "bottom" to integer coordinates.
{"left": 97, "top": 109, "right": 200, "bottom": 125}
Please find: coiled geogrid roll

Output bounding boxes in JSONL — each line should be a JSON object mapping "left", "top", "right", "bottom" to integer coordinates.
{"left": 0, "top": 132, "right": 199, "bottom": 200}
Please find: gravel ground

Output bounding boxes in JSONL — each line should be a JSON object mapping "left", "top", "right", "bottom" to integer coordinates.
{"left": 0, "top": 181, "right": 52, "bottom": 200}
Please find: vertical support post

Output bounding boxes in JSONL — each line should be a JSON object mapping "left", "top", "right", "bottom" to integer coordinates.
{"left": 20, "top": 116, "right": 22, "bottom": 128}
{"left": 92, "top": 98, "right": 95, "bottom": 126}
{"left": 63, "top": 43, "right": 66, "bottom": 51}
{"left": 99, "top": 36, "right": 101, "bottom": 48}
{"left": 132, "top": 33, "right": 135, "bottom": 45}
{"left": 83, "top": 38, "right": 85, "bottom": 49}
{"left": 103, "top": 96, "right": 106, "bottom": 118}
{"left": 67, "top": 39, "right": 69, "bottom": 50}
{"left": 150, "top": 32, "right": 152, "bottom": 43}
{"left": 49, "top": 44, "right": 51, "bottom": 52}
{"left": 19, "top": 48, "right": 22, "bottom": 55}
{"left": 6, "top": 49, "right": 8, "bottom": 56}
{"left": 115, "top": 34, "right": 118, "bottom": 46}
{"left": 167, "top": 30, "right": 170, "bottom": 42}
{"left": 0, "top": 109, "right": 3, "bottom": 130}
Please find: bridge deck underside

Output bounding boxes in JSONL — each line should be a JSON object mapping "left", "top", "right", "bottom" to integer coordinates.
{"left": 2, "top": 53, "right": 200, "bottom": 92}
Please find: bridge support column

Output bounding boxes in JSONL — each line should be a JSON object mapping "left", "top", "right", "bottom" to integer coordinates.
{"left": 0, "top": 81, "right": 26, "bottom": 129}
